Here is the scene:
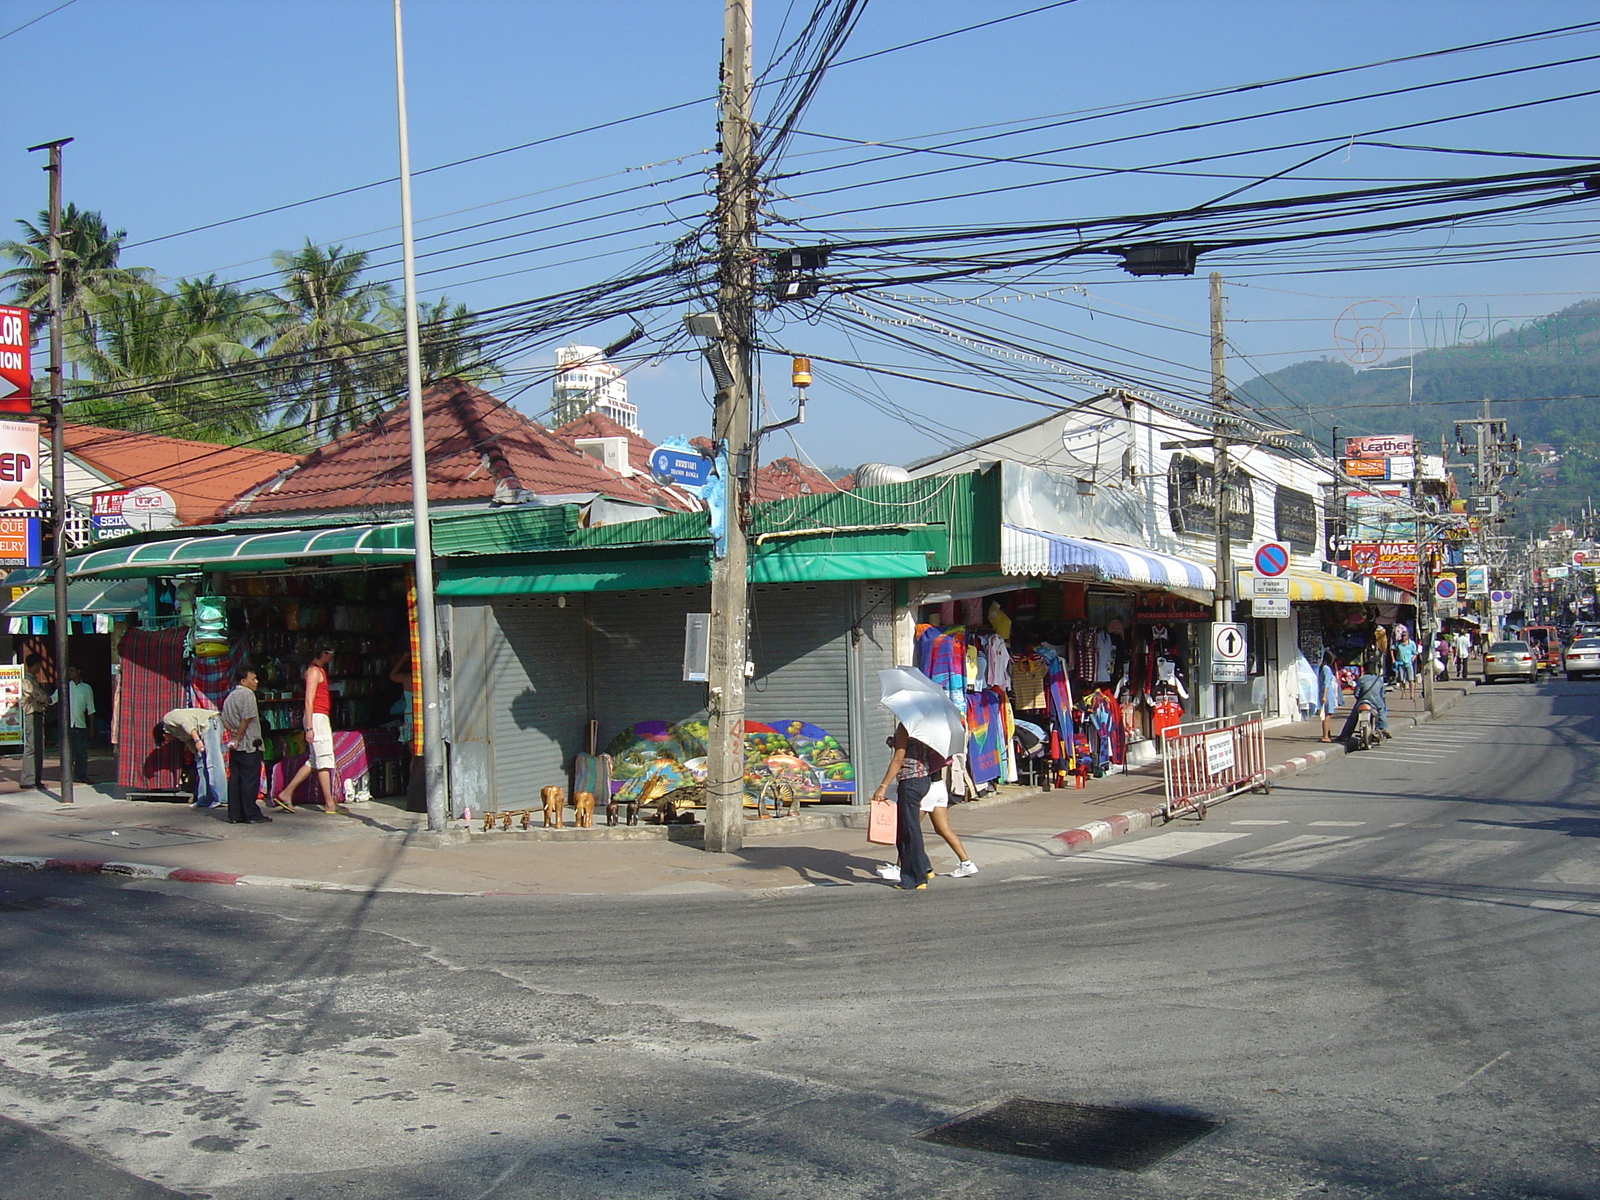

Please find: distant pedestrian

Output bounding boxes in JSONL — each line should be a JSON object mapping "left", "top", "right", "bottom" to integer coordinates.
{"left": 1454, "top": 630, "right": 1472, "bottom": 679}
{"left": 18, "top": 654, "right": 49, "bottom": 790}
{"left": 869, "top": 722, "right": 942, "bottom": 890}
{"left": 54, "top": 665, "right": 95, "bottom": 782}
{"left": 273, "top": 644, "right": 341, "bottom": 814}
{"left": 1316, "top": 650, "right": 1340, "bottom": 742}
{"left": 221, "top": 666, "right": 270, "bottom": 825}
{"left": 1393, "top": 627, "right": 1418, "bottom": 699}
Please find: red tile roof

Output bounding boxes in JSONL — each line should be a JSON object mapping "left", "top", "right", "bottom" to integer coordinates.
{"left": 63, "top": 425, "right": 298, "bottom": 526}
{"left": 551, "top": 411, "right": 658, "bottom": 478}
{"left": 750, "top": 456, "right": 848, "bottom": 501}
{"left": 224, "top": 379, "right": 685, "bottom": 518}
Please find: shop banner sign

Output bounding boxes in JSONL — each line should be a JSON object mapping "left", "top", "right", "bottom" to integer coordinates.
{"left": 0, "top": 662, "right": 20, "bottom": 746}
{"left": 0, "top": 307, "right": 29, "bottom": 416}
{"left": 1465, "top": 565, "right": 1490, "bottom": 595}
{"left": 1349, "top": 540, "right": 1419, "bottom": 588}
{"left": 1345, "top": 434, "right": 1416, "bottom": 459}
{"left": 1273, "top": 487, "right": 1318, "bottom": 553}
{"left": 1343, "top": 457, "right": 1387, "bottom": 478}
{"left": 0, "top": 419, "right": 38, "bottom": 510}
{"left": 0, "top": 516, "right": 38, "bottom": 568}
{"left": 1549, "top": 565, "right": 1571, "bottom": 579}
{"left": 1167, "top": 454, "right": 1255, "bottom": 541}
{"left": 91, "top": 485, "right": 178, "bottom": 538}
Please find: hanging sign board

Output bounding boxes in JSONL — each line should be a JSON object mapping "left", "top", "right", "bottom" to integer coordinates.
{"left": 1465, "top": 565, "right": 1490, "bottom": 595}
{"left": 91, "top": 486, "right": 177, "bottom": 538}
{"left": 1210, "top": 621, "right": 1248, "bottom": 683}
{"left": 0, "top": 420, "right": 38, "bottom": 511}
{"left": 0, "top": 307, "right": 30, "bottom": 416}
{"left": 1345, "top": 434, "right": 1416, "bottom": 459}
{"left": 0, "top": 516, "right": 38, "bottom": 568}
{"left": 649, "top": 444, "right": 713, "bottom": 488}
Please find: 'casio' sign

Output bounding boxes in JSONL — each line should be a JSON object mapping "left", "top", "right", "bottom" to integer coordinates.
{"left": 0, "top": 453, "right": 32, "bottom": 482}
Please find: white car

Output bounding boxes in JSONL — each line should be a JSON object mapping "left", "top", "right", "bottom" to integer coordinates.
{"left": 1484, "top": 641, "right": 1538, "bottom": 684}
{"left": 1566, "top": 637, "right": 1600, "bottom": 681}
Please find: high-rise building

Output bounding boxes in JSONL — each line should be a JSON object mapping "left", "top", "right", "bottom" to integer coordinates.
{"left": 550, "top": 343, "right": 639, "bottom": 432}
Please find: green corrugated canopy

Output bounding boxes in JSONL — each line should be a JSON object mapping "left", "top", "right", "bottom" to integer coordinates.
{"left": 3, "top": 578, "right": 149, "bottom": 616}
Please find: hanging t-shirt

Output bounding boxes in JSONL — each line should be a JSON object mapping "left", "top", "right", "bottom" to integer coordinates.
{"left": 1011, "top": 657, "right": 1047, "bottom": 711}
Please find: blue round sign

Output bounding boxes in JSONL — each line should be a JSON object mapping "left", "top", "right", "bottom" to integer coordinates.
{"left": 1253, "top": 542, "right": 1289, "bottom": 577}
{"left": 1435, "top": 577, "right": 1457, "bottom": 600}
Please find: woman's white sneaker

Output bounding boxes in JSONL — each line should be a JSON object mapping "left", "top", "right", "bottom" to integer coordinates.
{"left": 950, "top": 861, "right": 979, "bottom": 878}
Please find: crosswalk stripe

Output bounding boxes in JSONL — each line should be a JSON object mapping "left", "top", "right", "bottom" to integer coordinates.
{"left": 1231, "top": 819, "right": 1289, "bottom": 826}
{"left": 1388, "top": 839, "right": 1524, "bottom": 878}
{"left": 1310, "top": 820, "right": 1366, "bottom": 827}
{"left": 1232, "top": 833, "right": 1363, "bottom": 871}
{"left": 1068, "top": 831, "right": 1249, "bottom": 866}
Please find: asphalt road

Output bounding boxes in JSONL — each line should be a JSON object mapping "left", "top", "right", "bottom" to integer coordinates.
{"left": 3, "top": 680, "right": 1599, "bottom": 1199}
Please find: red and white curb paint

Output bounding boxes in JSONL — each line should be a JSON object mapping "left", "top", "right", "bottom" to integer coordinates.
{"left": 0, "top": 855, "right": 474, "bottom": 895}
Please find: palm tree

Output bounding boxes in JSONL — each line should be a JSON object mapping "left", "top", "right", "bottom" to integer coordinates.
{"left": 266, "top": 241, "right": 395, "bottom": 438}
{"left": 377, "top": 293, "right": 502, "bottom": 388}
{"left": 0, "top": 204, "right": 148, "bottom": 361}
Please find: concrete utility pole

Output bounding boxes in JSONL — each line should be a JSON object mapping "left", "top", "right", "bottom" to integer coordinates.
{"left": 28, "top": 137, "right": 72, "bottom": 806}
{"left": 1210, "top": 270, "right": 1232, "bottom": 719}
{"left": 392, "top": 0, "right": 449, "bottom": 829}
{"left": 703, "top": 0, "right": 755, "bottom": 854}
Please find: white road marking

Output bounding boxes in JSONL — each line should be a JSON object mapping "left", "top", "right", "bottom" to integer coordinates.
{"left": 1068, "top": 830, "right": 1249, "bottom": 866}
{"left": 1101, "top": 879, "right": 1170, "bottom": 890}
{"left": 1232, "top": 834, "right": 1364, "bottom": 872}
{"left": 1231, "top": 819, "right": 1290, "bottom": 826}
{"left": 1535, "top": 856, "right": 1600, "bottom": 888}
{"left": 1310, "top": 820, "right": 1367, "bottom": 827}
{"left": 1388, "top": 839, "right": 1525, "bottom": 879}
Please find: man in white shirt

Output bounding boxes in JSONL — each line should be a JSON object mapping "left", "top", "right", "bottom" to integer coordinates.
{"left": 54, "top": 666, "right": 95, "bottom": 782}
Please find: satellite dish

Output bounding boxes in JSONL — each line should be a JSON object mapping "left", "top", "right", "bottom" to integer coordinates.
{"left": 853, "top": 462, "right": 912, "bottom": 488}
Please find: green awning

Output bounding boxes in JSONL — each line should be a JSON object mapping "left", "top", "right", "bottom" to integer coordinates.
{"left": 3, "top": 579, "right": 149, "bottom": 616}
{"left": 13, "top": 522, "right": 415, "bottom": 582}
{"left": 436, "top": 549, "right": 930, "bottom": 596}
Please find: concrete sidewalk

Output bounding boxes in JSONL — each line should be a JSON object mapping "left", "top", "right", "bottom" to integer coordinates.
{"left": 0, "top": 679, "right": 1478, "bottom": 898}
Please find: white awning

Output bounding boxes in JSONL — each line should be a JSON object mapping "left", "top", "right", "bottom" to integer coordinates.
{"left": 1002, "top": 525, "right": 1215, "bottom": 591}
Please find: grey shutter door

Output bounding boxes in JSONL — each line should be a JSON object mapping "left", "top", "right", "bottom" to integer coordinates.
{"left": 590, "top": 588, "right": 709, "bottom": 739}
{"left": 488, "top": 597, "right": 587, "bottom": 810}
{"left": 746, "top": 582, "right": 852, "bottom": 755}
{"left": 850, "top": 580, "right": 896, "bottom": 796}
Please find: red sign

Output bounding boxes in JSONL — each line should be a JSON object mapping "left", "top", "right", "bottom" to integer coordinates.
{"left": 0, "top": 307, "right": 29, "bottom": 416}
{"left": 1347, "top": 541, "right": 1419, "bottom": 589}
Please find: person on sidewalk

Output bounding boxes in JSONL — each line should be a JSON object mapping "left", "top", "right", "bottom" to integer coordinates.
{"left": 154, "top": 707, "right": 226, "bottom": 807}
{"left": 869, "top": 723, "right": 942, "bottom": 890}
{"left": 54, "top": 666, "right": 95, "bottom": 782}
{"left": 273, "top": 644, "right": 341, "bottom": 815}
{"left": 920, "top": 777, "right": 979, "bottom": 878}
{"left": 1316, "top": 650, "right": 1340, "bottom": 742}
{"left": 1393, "top": 627, "right": 1418, "bottom": 700}
{"left": 18, "top": 655, "right": 50, "bottom": 790}
{"left": 1454, "top": 630, "right": 1473, "bottom": 680}
{"left": 1338, "top": 672, "right": 1391, "bottom": 742}
{"left": 221, "top": 666, "right": 270, "bottom": 825}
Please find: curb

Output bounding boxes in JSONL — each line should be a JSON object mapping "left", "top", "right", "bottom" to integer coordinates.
{"left": 0, "top": 855, "right": 484, "bottom": 896}
{"left": 1049, "top": 682, "right": 1477, "bottom": 855}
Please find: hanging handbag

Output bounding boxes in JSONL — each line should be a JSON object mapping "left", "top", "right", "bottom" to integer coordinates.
{"left": 867, "top": 797, "right": 898, "bottom": 845}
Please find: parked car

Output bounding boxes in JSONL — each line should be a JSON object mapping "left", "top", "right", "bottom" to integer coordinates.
{"left": 1566, "top": 637, "right": 1600, "bottom": 680}
{"left": 1575, "top": 622, "right": 1600, "bottom": 640}
{"left": 1484, "top": 640, "right": 1539, "bottom": 684}
{"left": 1520, "top": 625, "right": 1562, "bottom": 673}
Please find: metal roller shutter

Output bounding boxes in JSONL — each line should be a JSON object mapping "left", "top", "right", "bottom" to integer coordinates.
{"left": 747, "top": 582, "right": 852, "bottom": 755}
{"left": 850, "top": 580, "right": 896, "bottom": 794}
{"left": 488, "top": 597, "right": 586, "bottom": 809}
{"left": 590, "top": 588, "right": 709, "bottom": 738}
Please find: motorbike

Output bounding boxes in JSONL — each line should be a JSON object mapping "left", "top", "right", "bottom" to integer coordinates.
{"left": 1350, "top": 700, "right": 1382, "bottom": 750}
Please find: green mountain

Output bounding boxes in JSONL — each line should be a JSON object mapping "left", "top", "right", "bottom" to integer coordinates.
{"left": 1234, "top": 298, "right": 1600, "bottom": 532}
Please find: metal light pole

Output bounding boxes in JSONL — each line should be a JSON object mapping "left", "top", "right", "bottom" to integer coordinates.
{"left": 28, "top": 137, "right": 72, "bottom": 805}
{"left": 392, "top": 0, "right": 448, "bottom": 829}
{"left": 1210, "top": 271, "right": 1232, "bottom": 719}
{"left": 703, "top": 0, "right": 755, "bottom": 854}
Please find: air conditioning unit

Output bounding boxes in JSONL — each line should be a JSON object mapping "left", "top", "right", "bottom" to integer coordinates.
{"left": 574, "top": 436, "right": 633, "bottom": 477}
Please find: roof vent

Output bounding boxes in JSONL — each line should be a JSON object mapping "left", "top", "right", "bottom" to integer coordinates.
{"left": 854, "top": 462, "right": 912, "bottom": 488}
{"left": 574, "top": 436, "right": 633, "bottom": 477}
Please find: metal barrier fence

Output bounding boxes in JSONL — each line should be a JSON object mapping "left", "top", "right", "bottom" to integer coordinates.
{"left": 1161, "top": 710, "right": 1270, "bottom": 821}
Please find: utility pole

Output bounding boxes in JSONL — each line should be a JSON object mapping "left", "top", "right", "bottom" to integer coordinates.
{"left": 703, "top": 0, "right": 755, "bottom": 854}
{"left": 392, "top": 0, "right": 448, "bottom": 829}
{"left": 28, "top": 137, "right": 72, "bottom": 806}
{"left": 1210, "top": 270, "right": 1232, "bottom": 719}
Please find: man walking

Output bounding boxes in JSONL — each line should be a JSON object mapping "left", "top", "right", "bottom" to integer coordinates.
{"left": 19, "top": 655, "right": 50, "bottom": 791}
{"left": 55, "top": 666, "right": 95, "bottom": 783}
{"left": 221, "top": 666, "right": 269, "bottom": 825}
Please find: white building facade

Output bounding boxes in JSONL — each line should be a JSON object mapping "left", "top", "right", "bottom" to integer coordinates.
{"left": 551, "top": 344, "right": 640, "bottom": 433}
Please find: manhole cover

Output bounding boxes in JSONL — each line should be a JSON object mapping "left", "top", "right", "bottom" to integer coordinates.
{"left": 919, "top": 1097, "right": 1221, "bottom": 1171}
{"left": 57, "top": 829, "right": 213, "bottom": 850}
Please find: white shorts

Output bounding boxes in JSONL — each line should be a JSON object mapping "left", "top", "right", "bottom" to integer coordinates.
{"left": 309, "top": 713, "right": 337, "bottom": 770}
{"left": 920, "top": 779, "right": 949, "bottom": 812}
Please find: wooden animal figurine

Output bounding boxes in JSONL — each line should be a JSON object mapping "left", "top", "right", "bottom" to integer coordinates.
{"left": 625, "top": 796, "right": 640, "bottom": 826}
{"left": 499, "top": 811, "right": 515, "bottom": 831}
{"left": 605, "top": 796, "right": 619, "bottom": 826}
{"left": 519, "top": 809, "right": 533, "bottom": 830}
{"left": 541, "top": 786, "right": 565, "bottom": 828}
{"left": 482, "top": 811, "right": 497, "bottom": 832}
{"left": 576, "top": 793, "right": 601, "bottom": 832}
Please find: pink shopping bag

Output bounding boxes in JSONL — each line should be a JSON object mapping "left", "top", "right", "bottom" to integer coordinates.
{"left": 867, "top": 798, "right": 898, "bottom": 845}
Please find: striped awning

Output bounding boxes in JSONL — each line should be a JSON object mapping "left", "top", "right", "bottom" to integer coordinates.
{"left": 1286, "top": 570, "right": 1366, "bottom": 604}
{"left": 1002, "top": 525, "right": 1215, "bottom": 591}
{"left": 8, "top": 522, "right": 413, "bottom": 582}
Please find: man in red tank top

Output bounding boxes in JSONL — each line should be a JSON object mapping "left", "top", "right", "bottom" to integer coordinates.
{"left": 273, "top": 645, "right": 341, "bottom": 814}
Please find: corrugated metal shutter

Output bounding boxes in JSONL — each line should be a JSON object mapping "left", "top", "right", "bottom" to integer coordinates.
{"left": 850, "top": 580, "right": 896, "bottom": 794}
{"left": 747, "top": 582, "right": 852, "bottom": 754}
{"left": 590, "top": 588, "right": 709, "bottom": 737}
{"left": 488, "top": 597, "right": 586, "bottom": 809}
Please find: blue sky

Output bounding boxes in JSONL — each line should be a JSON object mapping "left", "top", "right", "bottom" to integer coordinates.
{"left": 4, "top": 0, "right": 1600, "bottom": 469}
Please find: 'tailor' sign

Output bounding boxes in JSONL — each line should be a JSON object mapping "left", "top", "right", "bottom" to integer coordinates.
{"left": 0, "top": 307, "right": 30, "bottom": 415}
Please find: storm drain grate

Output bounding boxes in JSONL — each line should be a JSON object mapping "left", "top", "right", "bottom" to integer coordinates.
{"left": 919, "top": 1097, "right": 1221, "bottom": 1172}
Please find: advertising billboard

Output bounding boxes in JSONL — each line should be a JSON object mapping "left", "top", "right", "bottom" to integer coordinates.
{"left": 1349, "top": 540, "right": 1419, "bottom": 589}
{"left": 0, "top": 307, "right": 29, "bottom": 416}
{"left": 0, "top": 420, "right": 38, "bottom": 510}
{"left": 0, "top": 516, "right": 38, "bottom": 568}
{"left": 1345, "top": 434, "right": 1416, "bottom": 459}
